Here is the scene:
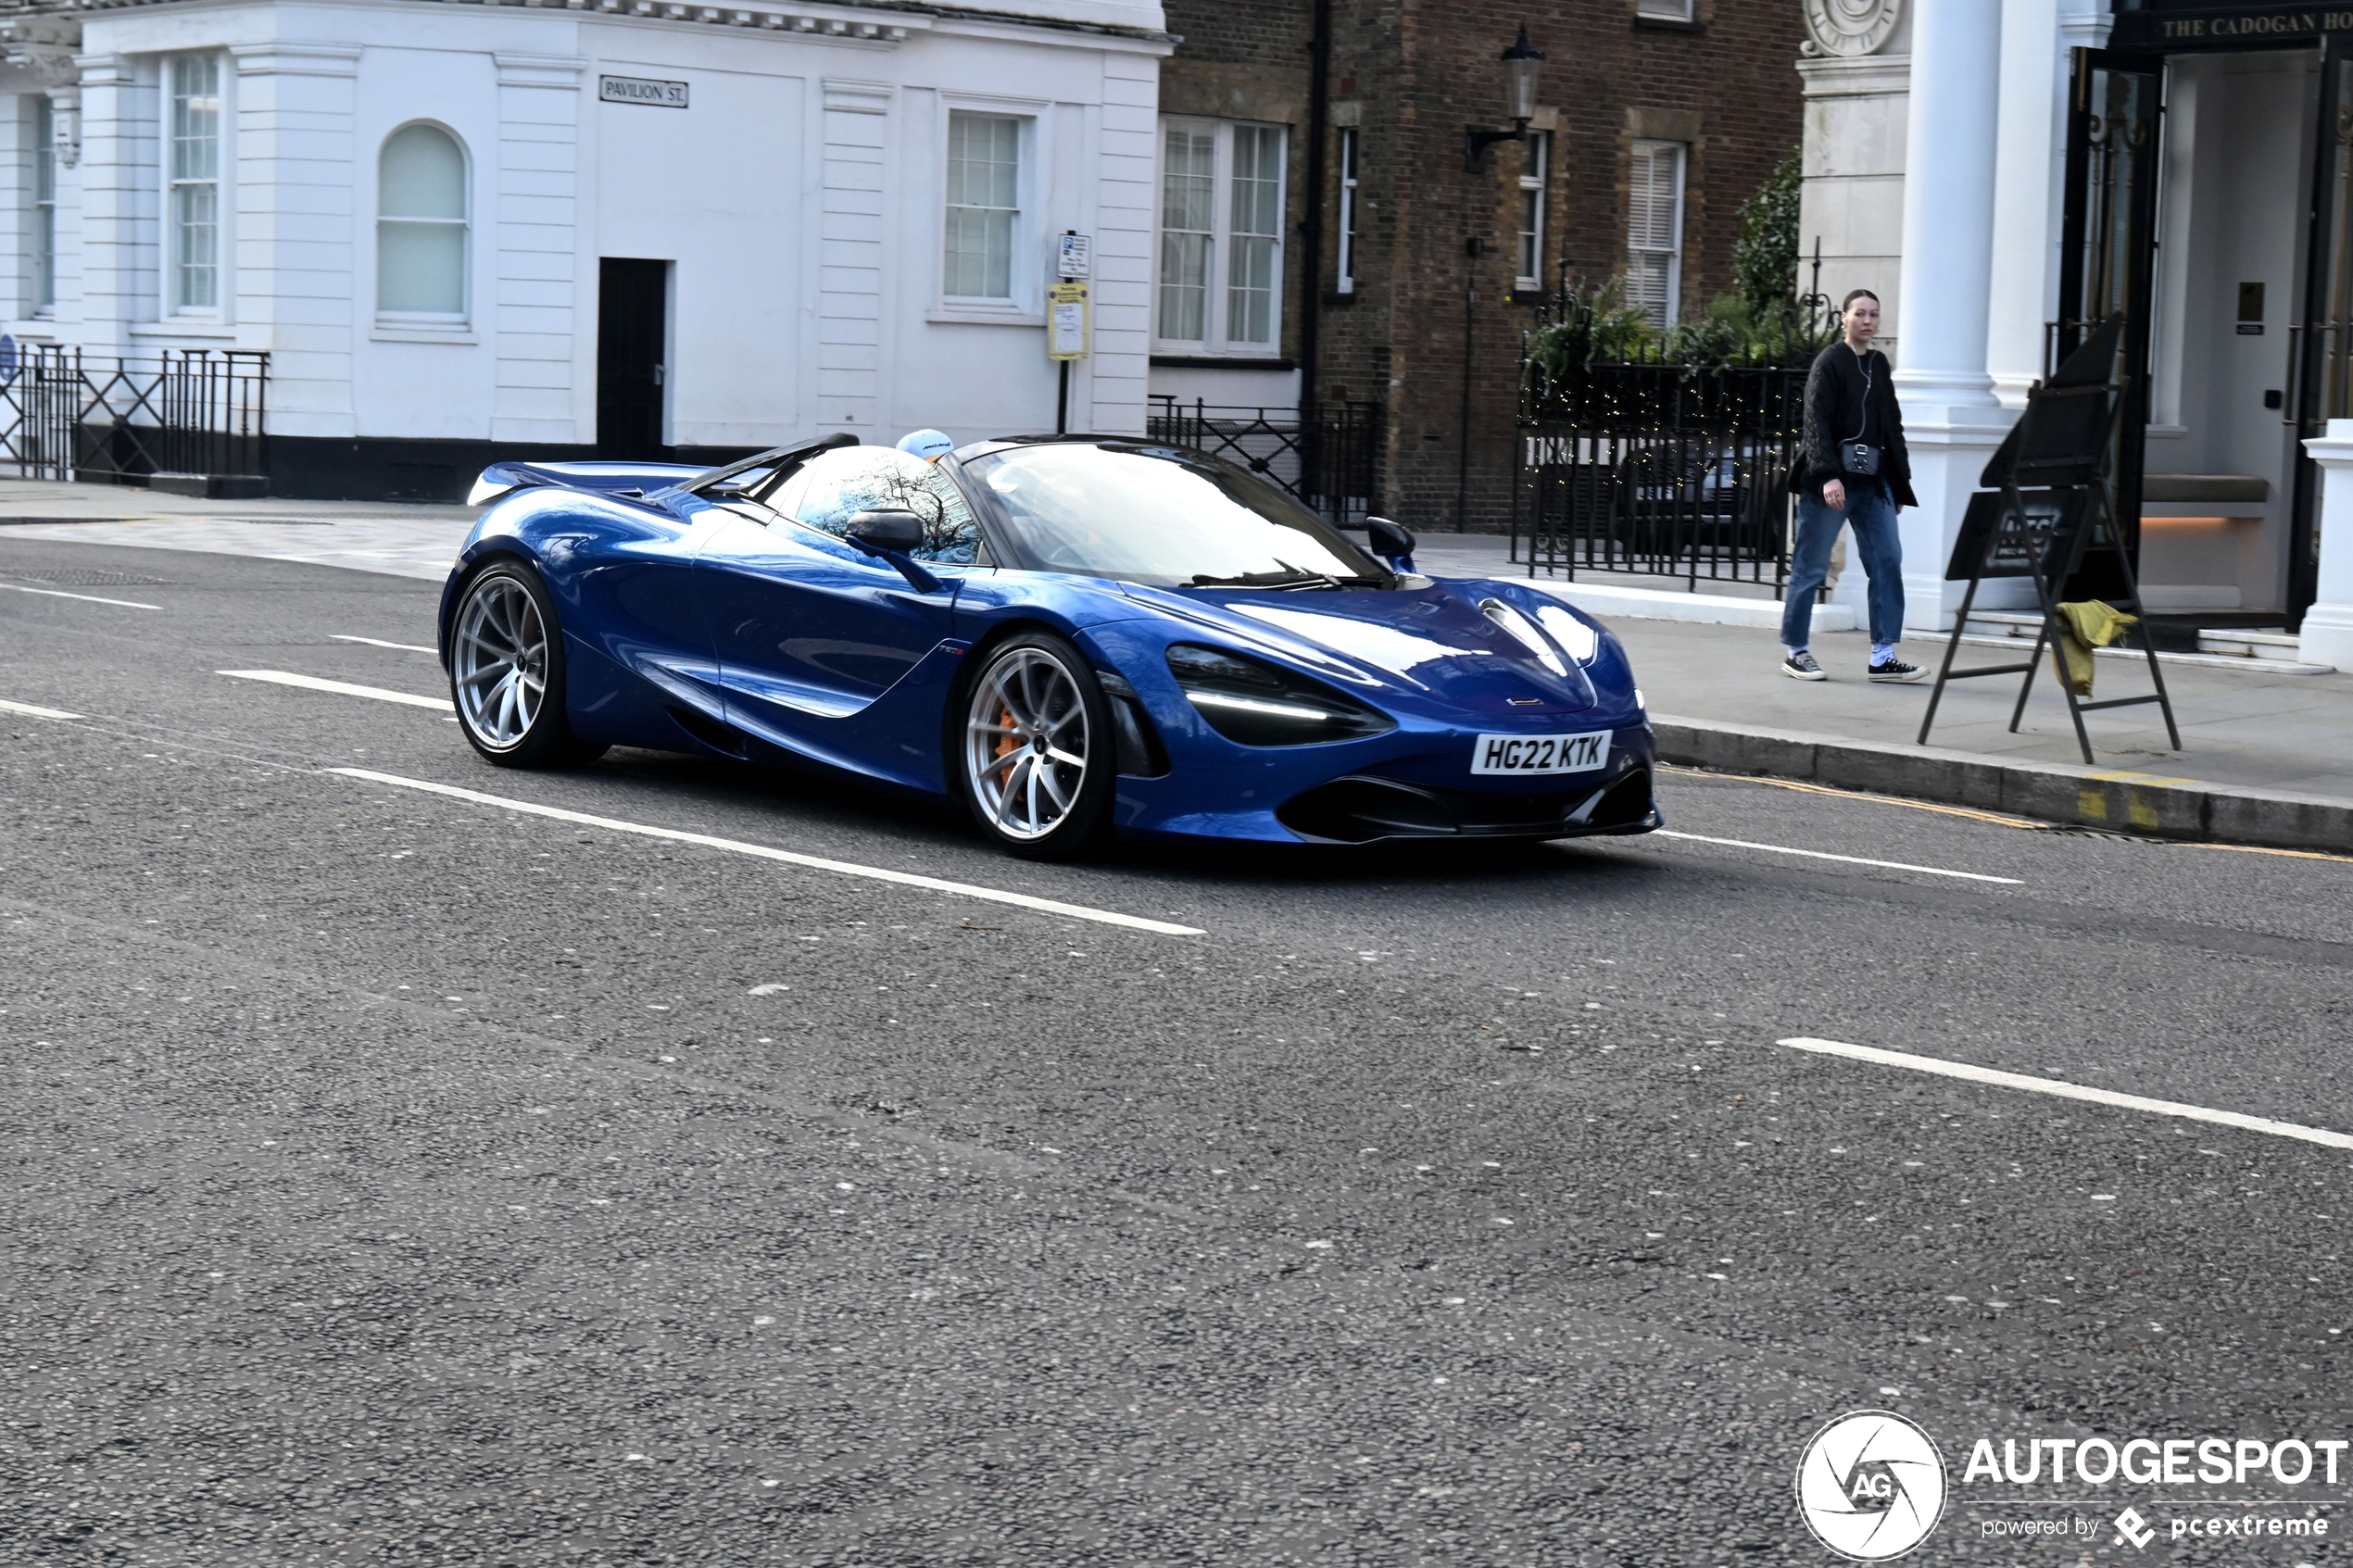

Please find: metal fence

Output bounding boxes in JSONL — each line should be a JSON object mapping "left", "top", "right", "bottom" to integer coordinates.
{"left": 0, "top": 347, "right": 269, "bottom": 483}
{"left": 1146, "top": 396, "right": 1382, "bottom": 526}
{"left": 1513, "top": 362, "right": 1806, "bottom": 592}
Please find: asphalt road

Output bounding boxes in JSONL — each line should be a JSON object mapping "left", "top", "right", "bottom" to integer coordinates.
{"left": 4, "top": 536, "right": 2351, "bottom": 1566}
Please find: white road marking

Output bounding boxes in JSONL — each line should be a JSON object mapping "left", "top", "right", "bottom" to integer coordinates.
{"left": 218, "top": 670, "right": 450, "bottom": 710}
{"left": 0, "top": 696, "right": 81, "bottom": 720}
{"left": 332, "top": 634, "right": 438, "bottom": 654}
{"left": 1653, "top": 830, "right": 2021, "bottom": 885}
{"left": 1780, "top": 1036, "right": 2353, "bottom": 1151}
{"left": 0, "top": 582, "right": 161, "bottom": 610}
{"left": 330, "top": 767, "right": 1209, "bottom": 936}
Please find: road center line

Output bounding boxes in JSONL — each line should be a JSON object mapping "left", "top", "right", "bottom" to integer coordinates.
{"left": 0, "top": 696, "right": 82, "bottom": 720}
{"left": 219, "top": 670, "right": 450, "bottom": 710}
{"left": 332, "top": 634, "right": 438, "bottom": 654}
{"left": 0, "top": 582, "right": 162, "bottom": 610}
{"left": 1780, "top": 1035, "right": 2353, "bottom": 1150}
{"left": 1652, "top": 830, "right": 2022, "bottom": 885}
{"left": 330, "top": 766, "right": 1208, "bottom": 936}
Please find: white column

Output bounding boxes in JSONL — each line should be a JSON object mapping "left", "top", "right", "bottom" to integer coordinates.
{"left": 1892, "top": 0, "right": 2012, "bottom": 633}
{"left": 231, "top": 44, "right": 360, "bottom": 440}
{"left": 1089, "top": 48, "right": 1162, "bottom": 437}
{"left": 492, "top": 53, "right": 584, "bottom": 445}
{"left": 73, "top": 53, "right": 142, "bottom": 356}
{"left": 2299, "top": 420, "right": 2353, "bottom": 671}
{"left": 818, "top": 78, "right": 890, "bottom": 437}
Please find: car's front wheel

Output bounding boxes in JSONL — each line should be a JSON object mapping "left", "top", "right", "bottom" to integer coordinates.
{"left": 448, "top": 560, "right": 606, "bottom": 768}
{"left": 956, "top": 632, "right": 1114, "bottom": 859}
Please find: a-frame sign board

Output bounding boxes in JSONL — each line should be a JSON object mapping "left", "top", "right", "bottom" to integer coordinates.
{"left": 1916, "top": 319, "right": 2180, "bottom": 764}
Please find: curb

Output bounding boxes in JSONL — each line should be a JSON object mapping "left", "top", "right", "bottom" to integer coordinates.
{"left": 1649, "top": 714, "right": 2353, "bottom": 854}
{"left": 1525, "top": 577, "right": 1858, "bottom": 635}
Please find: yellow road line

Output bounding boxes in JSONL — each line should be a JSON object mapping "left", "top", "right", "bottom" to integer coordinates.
{"left": 1655, "top": 765, "right": 2042, "bottom": 829}
{"left": 2183, "top": 841, "right": 2353, "bottom": 866}
{"left": 1660, "top": 763, "right": 2352, "bottom": 865}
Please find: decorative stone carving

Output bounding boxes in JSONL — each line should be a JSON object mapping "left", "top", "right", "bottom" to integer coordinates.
{"left": 0, "top": 18, "right": 84, "bottom": 165}
{"left": 1802, "top": 0, "right": 1901, "bottom": 58}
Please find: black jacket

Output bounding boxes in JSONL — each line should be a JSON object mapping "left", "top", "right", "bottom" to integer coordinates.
{"left": 1796, "top": 344, "right": 1916, "bottom": 508}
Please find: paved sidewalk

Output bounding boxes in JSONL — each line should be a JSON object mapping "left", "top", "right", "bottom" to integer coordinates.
{"left": 1388, "top": 526, "right": 2353, "bottom": 806}
{"left": 0, "top": 477, "right": 474, "bottom": 581}
{"left": 1619, "top": 618, "right": 2353, "bottom": 800}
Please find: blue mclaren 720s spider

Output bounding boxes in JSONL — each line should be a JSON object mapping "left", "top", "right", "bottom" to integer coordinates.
{"left": 436, "top": 432, "right": 1661, "bottom": 859}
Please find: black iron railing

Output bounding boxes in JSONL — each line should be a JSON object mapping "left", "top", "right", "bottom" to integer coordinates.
{"left": 1514, "top": 362, "right": 1806, "bottom": 592}
{"left": 0, "top": 347, "right": 268, "bottom": 483}
{"left": 1146, "top": 396, "right": 1382, "bottom": 526}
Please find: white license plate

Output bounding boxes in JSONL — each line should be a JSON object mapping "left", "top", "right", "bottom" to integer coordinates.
{"left": 1470, "top": 731, "right": 1611, "bottom": 776}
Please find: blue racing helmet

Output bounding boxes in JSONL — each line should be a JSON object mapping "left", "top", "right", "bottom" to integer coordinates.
{"left": 896, "top": 428, "right": 955, "bottom": 462}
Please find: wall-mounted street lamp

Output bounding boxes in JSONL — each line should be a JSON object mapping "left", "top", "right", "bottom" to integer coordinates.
{"left": 1464, "top": 25, "right": 1544, "bottom": 169}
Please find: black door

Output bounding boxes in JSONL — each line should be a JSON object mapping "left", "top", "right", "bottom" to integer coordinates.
{"left": 2057, "top": 48, "right": 2163, "bottom": 594}
{"left": 2289, "top": 37, "right": 2353, "bottom": 624}
{"left": 598, "top": 257, "right": 670, "bottom": 457}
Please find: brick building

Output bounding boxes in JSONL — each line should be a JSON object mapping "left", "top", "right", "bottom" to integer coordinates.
{"left": 1152, "top": 0, "right": 1805, "bottom": 533}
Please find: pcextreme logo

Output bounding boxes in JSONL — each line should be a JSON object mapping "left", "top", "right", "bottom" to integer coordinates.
{"left": 1795, "top": 1411, "right": 1950, "bottom": 1562}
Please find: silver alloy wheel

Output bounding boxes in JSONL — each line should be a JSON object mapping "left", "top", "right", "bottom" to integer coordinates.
{"left": 964, "top": 646, "right": 1091, "bottom": 842}
{"left": 453, "top": 573, "right": 548, "bottom": 750}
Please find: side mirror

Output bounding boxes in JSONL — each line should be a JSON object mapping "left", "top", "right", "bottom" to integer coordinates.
{"left": 843, "top": 508, "right": 941, "bottom": 594}
{"left": 846, "top": 508, "right": 925, "bottom": 554}
{"left": 1364, "top": 515, "right": 1416, "bottom": 571}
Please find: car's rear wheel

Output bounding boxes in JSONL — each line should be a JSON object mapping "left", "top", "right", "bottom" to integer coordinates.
{"left": 449, "top": 560, "right": 606, "bottom": 768}
{"left": 957, "top": 632, "right": 1114, "bottom": 859}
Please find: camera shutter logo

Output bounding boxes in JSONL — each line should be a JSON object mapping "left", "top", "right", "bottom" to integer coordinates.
{"left": 1795, "top": 1411, "right": 1948, "bottom": 1561}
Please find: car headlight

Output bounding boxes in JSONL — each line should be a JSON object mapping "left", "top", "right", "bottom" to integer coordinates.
{"left": 1166, "top": 643, "right": 1395, "bottom": 746}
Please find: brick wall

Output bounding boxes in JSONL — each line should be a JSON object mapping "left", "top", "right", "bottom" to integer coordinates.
{"left": 1158, "top": 0, "right": 1806, "bottom": 533}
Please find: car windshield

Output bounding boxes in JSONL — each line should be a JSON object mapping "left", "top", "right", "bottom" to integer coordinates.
{"left": 762, "top": 446, "right": 979, "bottom": 564}
{"left": 963, "top": 442, "right": 1386, "bottom": 588}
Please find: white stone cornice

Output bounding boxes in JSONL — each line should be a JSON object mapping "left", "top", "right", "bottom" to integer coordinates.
{"left": 1796, "top": 52, "right": 1908, "bottom": 98}
{"left": 71, "top": 52, "right": 135, "bottom": 86}
{"left": 15, "top": 0, "right": 1169, "bottom": 51}
{"left": 822, "top": 77, "right": 891, "bottom": 111}
{"left": 585, "top": 0, "right": 915, "bottom": 39}
{"left": 229, "top": 42, "right": 363, "bottom": 76}
{"left": 2057, "top": 0, "right": 2110, "bottom": 50}
{"left": 493, "top": 51, "right": 588, "bottom": 87}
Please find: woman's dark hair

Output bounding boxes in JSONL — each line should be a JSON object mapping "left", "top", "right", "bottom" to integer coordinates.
{"left": 1841, "top": 288, "right": 1881, "bottom": 311}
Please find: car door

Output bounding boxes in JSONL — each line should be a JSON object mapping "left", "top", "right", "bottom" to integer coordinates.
{"left": 556, "top": 492, "right": 744, "bottom": 725}
{"left": 695, "top": 445, "right": 976, "bottom": 772}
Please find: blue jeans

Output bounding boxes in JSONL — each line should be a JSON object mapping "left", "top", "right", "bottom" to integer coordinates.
{"left": 1781, "top": 483, "right": 1905, "bottom": 650}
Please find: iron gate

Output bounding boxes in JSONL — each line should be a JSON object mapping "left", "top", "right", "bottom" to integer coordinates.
{"left": 1145, "top": 397, "right": 1382, "bottom": 526}
{"left": 1514, "top": 362, "right": 1806, "bottom": 592}
{"left": 0, "top": 347, "right": 268, "bottom": 483}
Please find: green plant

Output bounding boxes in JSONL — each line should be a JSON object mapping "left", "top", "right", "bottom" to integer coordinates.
{"left": 1733, "top": 146, "right": 1804, "bottom": 327}
{"left": 1664, "top": 290, "right": 1839, "bottom": 370}
{"left": 1524, "top": 276, "right": 1660, "bottom": 383}
{"left": 1665, "top": 293, "right": 1753, "bottom": 370}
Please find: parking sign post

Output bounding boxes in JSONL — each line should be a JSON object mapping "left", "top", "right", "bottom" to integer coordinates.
{"left": 1051, "top": 232, "right": 1090, "bottom": 434}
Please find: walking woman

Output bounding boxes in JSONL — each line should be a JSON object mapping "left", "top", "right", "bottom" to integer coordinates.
{"left": 1782, "top": 289, "right": 1926, "bottom": 683}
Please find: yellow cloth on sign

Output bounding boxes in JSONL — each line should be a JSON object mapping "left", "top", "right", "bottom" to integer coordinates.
{"left": 2050, "top": 599, "right": 2139, "bottom": 696}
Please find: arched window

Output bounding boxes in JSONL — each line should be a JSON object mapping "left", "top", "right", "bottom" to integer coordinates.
{"left": 377, "top": 124, "right": 467, "bottom": 318}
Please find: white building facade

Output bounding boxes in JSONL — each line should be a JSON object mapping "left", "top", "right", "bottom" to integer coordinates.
{"left": 1797, "top": 0, "right": 2353, "bottom": 667}
{"left": 0, "top": 0, "right": 1168, "bottom": 498}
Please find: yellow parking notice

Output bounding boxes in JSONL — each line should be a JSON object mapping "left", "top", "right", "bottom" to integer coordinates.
{"left": 1048, "top": 281, "right": 1089, "bottom": 361}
